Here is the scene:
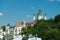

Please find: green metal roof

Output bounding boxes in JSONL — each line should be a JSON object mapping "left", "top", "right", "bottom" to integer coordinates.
{"left": 38, "top": 10, "right": 42, "bottom": 15}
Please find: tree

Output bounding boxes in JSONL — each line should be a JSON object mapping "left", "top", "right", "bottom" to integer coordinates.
{"left": 21, "top": 14, "right": 60, "bottom": 40}
{"left": 2, "top": 26, "right": 6, "bottom": 31}
{"left": 45, "top": 29, "right": 60, "bottom": 40}
{"left": 54, "top": 14, "right": 60, "bottom": 23}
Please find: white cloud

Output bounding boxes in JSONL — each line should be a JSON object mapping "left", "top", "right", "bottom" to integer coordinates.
{"left": 49, "top": 0, "right": 55, "bottom": 2}
{"left": 0, "top": 12, "right": 3, "bottom": 16}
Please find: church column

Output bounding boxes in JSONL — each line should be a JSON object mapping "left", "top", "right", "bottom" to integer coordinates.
{"left": 14, "top": 27, "right": 16, "bottom": 35}
{"left": 8, "top": 29, "right": 10, "bottom": 34}
{"left": 17, "top": 27, "right": 19, "bottom": 34}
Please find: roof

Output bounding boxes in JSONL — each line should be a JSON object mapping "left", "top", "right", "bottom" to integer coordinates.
{"left": 28, "top": 21, "right": 36, "bottom": 24}
{"left": 38, "top": 10, "right": 42, "bottom": 15}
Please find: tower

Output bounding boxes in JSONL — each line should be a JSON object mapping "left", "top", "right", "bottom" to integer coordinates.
{"left": 37, "top": 10, "right": 43, "bottom": 20}
{"left": 44, "top": 13, "right": 47, "bottom": 20}
{"left": 6, "top": 24, "right": 10, "bottom": 34}
{"left": 33, "top": 13, "right": 36, "bottom": 21}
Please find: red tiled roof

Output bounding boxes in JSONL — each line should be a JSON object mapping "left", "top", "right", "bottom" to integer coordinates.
{"left": 28, "top": 21, "right": 36, "bottom": 24}
{"left": 19, "top": 21, "right": 24, "bottom": 25}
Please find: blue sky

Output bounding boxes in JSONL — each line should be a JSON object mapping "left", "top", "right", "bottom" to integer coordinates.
{"left": 0, "top": 0, "right": 60, "bottom": 26}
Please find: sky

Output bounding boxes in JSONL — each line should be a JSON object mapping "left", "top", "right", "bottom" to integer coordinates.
{"left": 0, "top": 0, "right": 60, "bottom": 26}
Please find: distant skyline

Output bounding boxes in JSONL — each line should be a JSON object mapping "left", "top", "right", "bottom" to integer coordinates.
{"left": 0, "top": 0, "right": 60, "bottom": 26}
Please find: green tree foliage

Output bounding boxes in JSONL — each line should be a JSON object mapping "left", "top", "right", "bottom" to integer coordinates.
{"left": 2, "top": 26, "right": 6, "bottom": 31}
{"left": 21, "top": 14, "right": 60, "bottom": 40}
{"left": 45, "top": 29, "right": 60, "bottom": 40}
{"left": 54, "top": 14, "right": 60, "bottom": 23}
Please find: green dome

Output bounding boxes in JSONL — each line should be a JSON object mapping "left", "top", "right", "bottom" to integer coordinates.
{"left": 38, "top": 10, "right": 42, "bottom": 15}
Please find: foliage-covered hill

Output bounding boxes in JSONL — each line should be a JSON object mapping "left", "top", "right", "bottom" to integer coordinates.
{"left": 21, "top": 14, "right": 60, "bottom": 40}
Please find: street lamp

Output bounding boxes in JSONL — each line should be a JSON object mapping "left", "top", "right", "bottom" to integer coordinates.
{"left": 35, "top": 34, "right": 38, "bottom": 40}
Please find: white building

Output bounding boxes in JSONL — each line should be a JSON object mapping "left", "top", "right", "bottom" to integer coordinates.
{"left": 14, "top": 21, "right": 26, "bottom": 35}
{"left": 6, "top": 25, "right": 10, "bottom": 34}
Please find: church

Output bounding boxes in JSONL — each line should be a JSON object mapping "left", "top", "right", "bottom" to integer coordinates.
{"left": 0, "top": 10, "right": 47, "bottom": 40}
{"left": 33, "top": 10, "right": 47, "bottom": 21}
{"left": 5, "top": 10, "right": 47, "bottom": 35}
